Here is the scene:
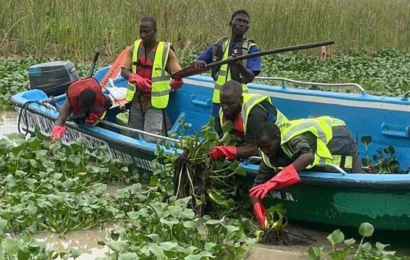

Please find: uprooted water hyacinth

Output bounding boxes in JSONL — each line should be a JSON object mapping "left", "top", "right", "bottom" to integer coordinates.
{"left": 254, "top": 203, "right": 290, "bottom": 245}
{"left": 151, "top": 118, "right": 249, "bottom": 218}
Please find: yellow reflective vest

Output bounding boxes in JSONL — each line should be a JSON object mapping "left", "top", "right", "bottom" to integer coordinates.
{"left": 125, "top": 39, "right": 171, "bottom": 109}
{"left": 261, "top": 116, "right": 350, "bottom": 170}
{"left": 212, "top": 38, "right": 257, "bottom": 104}
{"left": 219, "top": 93, "right": 288, "bottom": 134}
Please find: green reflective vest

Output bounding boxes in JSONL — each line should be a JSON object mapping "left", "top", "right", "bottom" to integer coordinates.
{"left": 212, "top": 39, "right": 257, "bottom": 104}
{"left": 219, "top": 93, "right": 288, "bottom": 134}
{"left": 125, "top": 39, "right": 171, "bottom": 109}
{"left": 261, "top": 116, "right": 349, "bottom": 170}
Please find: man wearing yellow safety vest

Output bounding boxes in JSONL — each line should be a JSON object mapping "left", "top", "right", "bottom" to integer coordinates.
{"left": 209, "top": 80, "right": 287, "bottom": 161}
{"left": 249, "top": 118, "right": 361, "bottom": 228}
{"left": 193, "top": 10, "right": 261, "bottom": 119}
{"left": 121, "top": 16, "right": 183, "bottom": 142}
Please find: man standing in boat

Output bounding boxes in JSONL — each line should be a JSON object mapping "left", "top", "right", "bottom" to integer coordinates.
{"left": 193, "top": 10, "right": 261, "bottom": 121}
{"left": 249, "top": 118, "right": 361, "bottom": 227}
{"left": 209, "top": 80, "right": 287, "bottom": 161}
{"left": 120, "top": 16, "right": 183, "bottom": 142}
{"left": 51, "top": 78, "right": 113, "bottom": 139}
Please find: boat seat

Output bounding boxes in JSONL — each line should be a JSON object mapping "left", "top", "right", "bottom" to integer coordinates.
{"left": 167, "top": 112, "right": 191, "bottom": 136}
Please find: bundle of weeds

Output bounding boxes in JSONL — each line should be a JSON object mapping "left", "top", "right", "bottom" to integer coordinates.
{"left": 254, "top": 203, "right": 291, "bottom": 245}
{"left": 160, "top": 119, "right": 247, "bottom": 217}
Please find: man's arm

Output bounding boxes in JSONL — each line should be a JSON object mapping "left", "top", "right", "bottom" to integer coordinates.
{"left": 193, "top": 45, "right": 213, "bottom": 68}
{"left": 167, "top": 49, "right": 182, "bottom": 75}
{"left": 54, "top": 99, "right": 72, "bottom": 126}
{"left": 120, "top": 45, "right": 134, "bottom": 80}
{"left": 229, "top": 45, "right": 261, "bottom": 83}
{"left": 287, "top": 135, "right": 315, "bottom": 171}
{"left": 236, "top": 143, "right": 258, "bottom": 159}
{"left": 291, "top": 153, "right": 315, "bottom": 171}
{"left": 121, "top": 68, "right": 132, "bottom": 80}
{"left": 235, "top": 106, "right": 267, "bottom": 159}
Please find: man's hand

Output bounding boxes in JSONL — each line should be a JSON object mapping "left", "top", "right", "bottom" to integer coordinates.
{"left": 193, "top": 60, "right": 207, "bottom": 69}
{"left": 249, "top": 164, "right": 301, "bottom": 200}
{"left": 129, "top": 73, "right": 152, "bottom": 92}
{"left": 208, "top": 146, "right": 237, "bottom": 161}
{"left": 85, "top": 113, "right": 101, "bottom": 125}
{"left": 227, "top": 54, "right": 241, "bottom": 67}
{"left": 170, "top": 79, "right": 183, "bottom": 90}
{"left": 253, "top": 202, "right": 267, "bottom": 228}
{"left": 51, "top": 125, "right": 66, "bottom": 139}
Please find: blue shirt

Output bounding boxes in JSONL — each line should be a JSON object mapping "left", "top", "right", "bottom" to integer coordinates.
{"left": 197, "top": 40, "right": 261, "bottom": 76}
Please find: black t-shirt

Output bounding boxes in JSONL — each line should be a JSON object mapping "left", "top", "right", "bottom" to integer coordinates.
{"left": 215, "top": 100, "right": 276, "bottom": 143}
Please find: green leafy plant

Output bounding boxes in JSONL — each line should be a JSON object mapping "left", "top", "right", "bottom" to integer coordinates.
{"left": 0, "top": 131, "right": 137, "bottom": 234}
{"left": 307, "top": 222, "right": 409, "bottom": 260}
{"left": 0, "top": 218, "right": 81, "bottom": 260}
{"left": 99, "top": 196, "right": 256, "bottom": 260}
{"left": 360, "top": 136, "right": 402, "bottom": 173}
{"left": 153, "top": 118, "right": 247, "bottom": 218}
{"left": 254, "top": 203, "right": 289, "bottom": 245}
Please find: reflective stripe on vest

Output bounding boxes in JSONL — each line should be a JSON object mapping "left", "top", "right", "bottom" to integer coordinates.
{"left": 212, "top": 39, "right": 257, "bottom": 103}
{"left": 125, "top": 40, "right": 171, "bottom": 109}
{"left": 261, "top": 151, "right": 277, "bottom": 171}
{"left": 332, "top": 154, "right": 353, "bottom": 170}
{"left": 219, "top": 94, "right": 287, "bottom": 134}
{"left": 279, "top": 116, "right": 340, "bottom": 169}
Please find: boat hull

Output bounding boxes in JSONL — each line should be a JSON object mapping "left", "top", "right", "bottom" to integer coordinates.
{"left": 11, "top": 67, "right": 410, "bottom": 231}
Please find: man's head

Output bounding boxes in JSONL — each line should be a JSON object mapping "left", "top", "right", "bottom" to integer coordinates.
{"left": 220, "top": 80, "right": 243, "bottom": 121}
{"left": 139, "top": 16, "right": 157, "bottom": 46}
{"left": 78, "top": 88, "right": 96, "bottom": 113}
{"left": 256, "top": 122, "right": 282, "bottom": 158}
{"left": 229, "top": 10, "right": 250, "bottom": 36}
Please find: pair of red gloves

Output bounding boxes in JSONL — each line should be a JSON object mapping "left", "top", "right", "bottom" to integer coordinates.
{"left": 128, "top": 73, "right": 183, "bottom": 92}
{"left": 208, "top": 146, "right": 300, "bottom": 228}
{"left": 250, "top": 164, "right": 301, "bottom": 228}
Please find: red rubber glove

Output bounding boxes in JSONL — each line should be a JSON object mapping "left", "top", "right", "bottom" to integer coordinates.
{"left": 51, "top": 126, "right": 66, "bottom": 139}
{"left": 85, "top": 112, "right": 104, "bottom": 125}
{"left": 170, "top": 79, "right": 183, "bottom": 90}
{"left": 253, "top": 202, "right": 267, "bottom": 228}
{"left": 129, "top": 73, "right": 152, "bottom": 92}
{"left": 208, "top": 146, "right": 237, "bottom": 161}
{"left": 249, "top": 164, "right": 301, "bottom": 200}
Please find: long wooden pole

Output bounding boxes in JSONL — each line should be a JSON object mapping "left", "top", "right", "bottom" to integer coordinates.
{"left": 172, "top": 41, "right": 335, "bottom": 79}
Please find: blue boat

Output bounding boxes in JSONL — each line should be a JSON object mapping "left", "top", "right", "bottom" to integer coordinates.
{"left": 11, "top": 64, "right": 410, "bottom": 231}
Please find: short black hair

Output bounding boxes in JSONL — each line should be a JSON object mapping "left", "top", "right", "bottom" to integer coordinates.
{"left": 79, "top": 88, "right": 96, "bottom": 108}
{"left": 256, "top": 122, "right": 281, "bottom": 142}
{"left": 231, "top": 10, "right": 250, "bottom": 21}
{"left": 221, "top": 80, "right": 243, "bottom": 98}
{"left": 140, "top": 16, "right": 157, "bottom": 30}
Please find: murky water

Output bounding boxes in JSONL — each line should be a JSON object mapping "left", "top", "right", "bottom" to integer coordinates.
{"left": 1, "top": 111, "right": 409, "bottom": 259}
{"left": 20, "top": 223, "right": 316, "bottom": 260}
{"left": 0, "top": 111, "right": 18, "bottom": 139}
{"left": 31, "top": 226, "right": 111, "bottom": 259}
{"left": 20, "top": 223, "right": 314, "bottom": 260}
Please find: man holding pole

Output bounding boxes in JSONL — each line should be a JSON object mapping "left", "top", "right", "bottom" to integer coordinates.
{"left": 193, "top": 10, "right": 261, "bottom": 118}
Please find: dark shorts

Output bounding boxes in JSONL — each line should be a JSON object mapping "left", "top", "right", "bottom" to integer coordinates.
{"left": 326, "top": 126, "right": 361, "bottom": 173}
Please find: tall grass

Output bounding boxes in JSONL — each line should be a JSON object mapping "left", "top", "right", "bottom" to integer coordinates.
{"left": 1, "top": 0, "right": 409, "bottom": 61}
